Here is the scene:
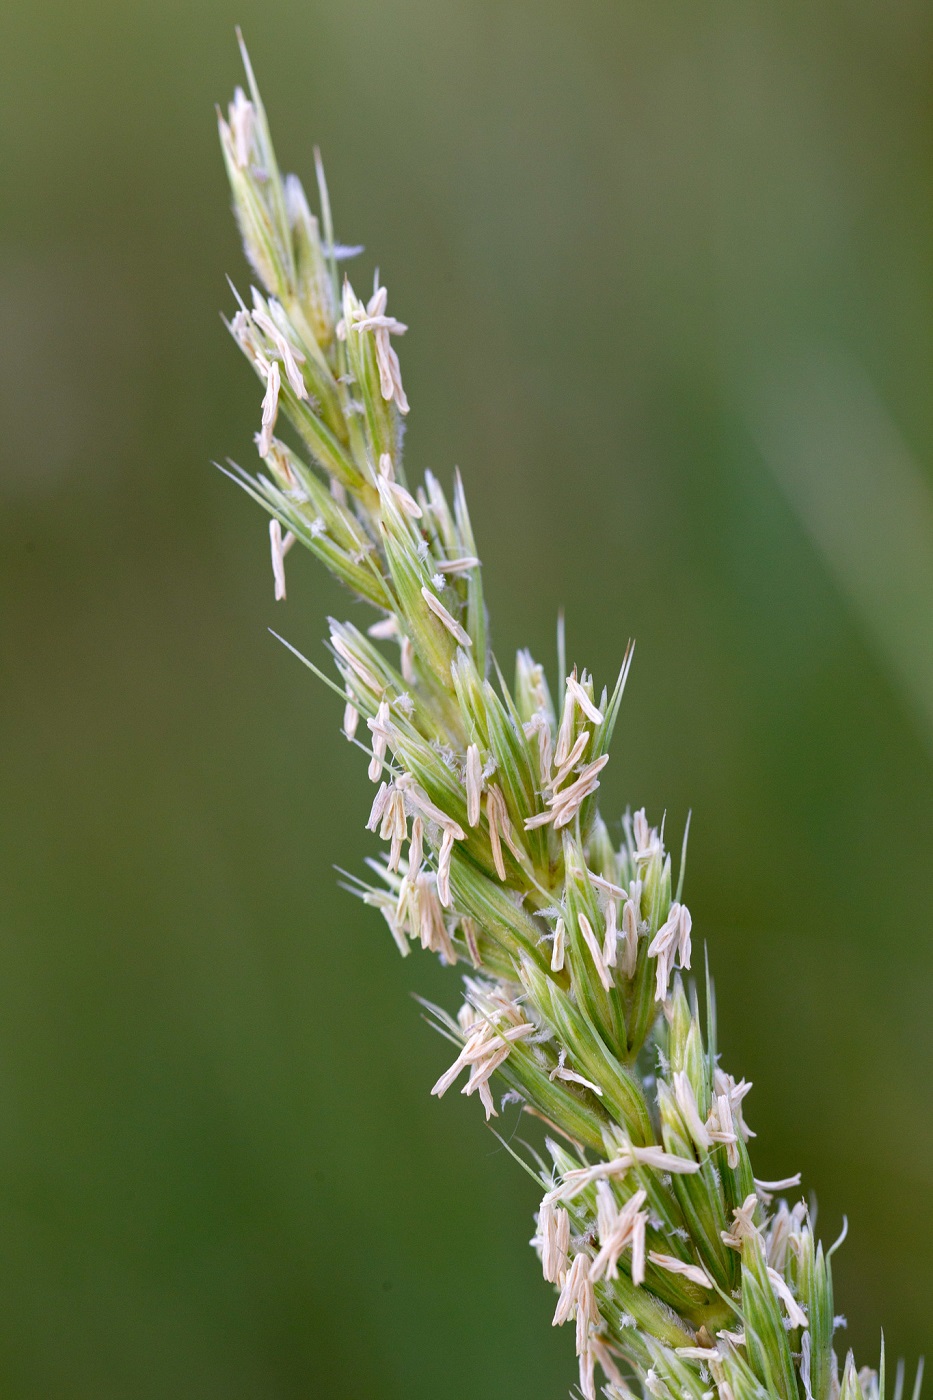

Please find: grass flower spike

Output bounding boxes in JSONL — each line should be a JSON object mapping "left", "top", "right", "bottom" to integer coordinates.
{"left": 214, "top": 36, "right": 915, "bottom": 1400}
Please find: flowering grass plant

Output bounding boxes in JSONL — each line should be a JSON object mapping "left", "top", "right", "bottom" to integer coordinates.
{"left": 214, "top": 36, "right": 919, "bottom": 1400}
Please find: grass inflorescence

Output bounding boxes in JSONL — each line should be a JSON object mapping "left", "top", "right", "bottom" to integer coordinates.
{"left": 213, "top": 34, "right": 915, "bottom": 1400}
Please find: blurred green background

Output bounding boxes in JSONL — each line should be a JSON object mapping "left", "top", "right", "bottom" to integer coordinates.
{"left": 1, "top": 1, "right": 931, "bottom": 1395}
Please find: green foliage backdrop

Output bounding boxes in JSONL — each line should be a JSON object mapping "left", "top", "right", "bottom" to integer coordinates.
{"left": 1, "top": 1, "right": 931, "bottom": 1395}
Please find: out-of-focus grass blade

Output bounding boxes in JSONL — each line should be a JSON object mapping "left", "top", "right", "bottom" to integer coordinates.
{"left": 754, "top": 351, "right": 933, "bottom": 757}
